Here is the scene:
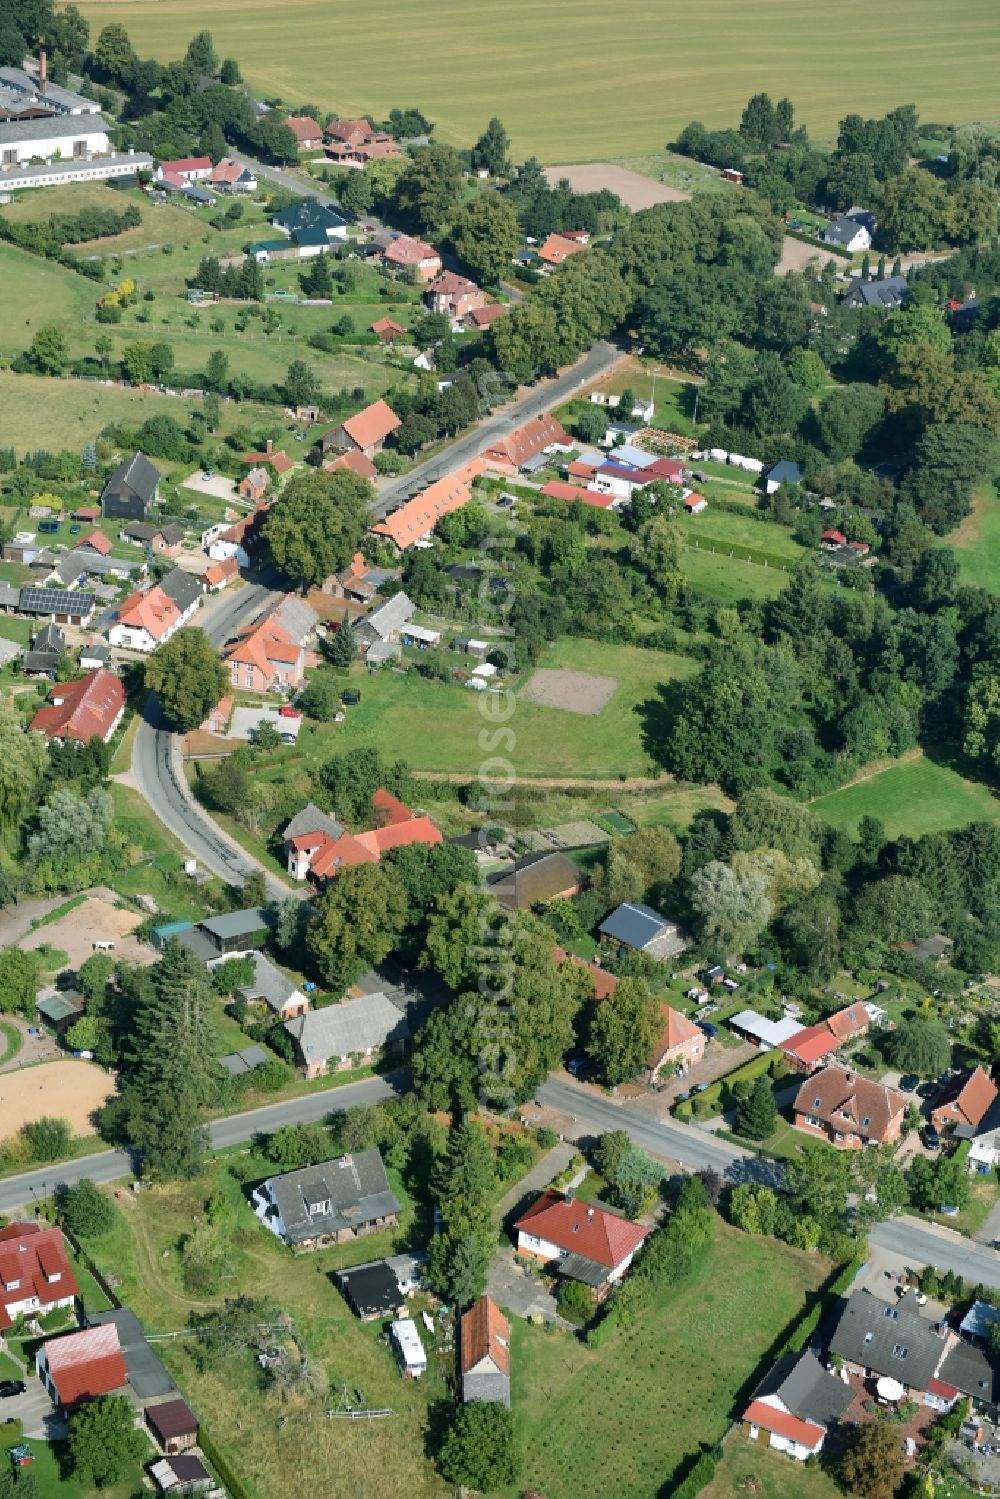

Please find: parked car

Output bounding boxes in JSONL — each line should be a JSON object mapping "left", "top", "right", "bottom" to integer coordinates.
{"left": 69, "top": 523, "right": 81, "bottom": 534}
{"left": 691, "top": 1082, "right": 710, "bottom": 1095}
{"left": 916, "top": 1081, "right": 937, "bottom": 1100}
{"left": 567, "top": 1057, "right": 592, "bottom": 1079}
{"left": 0, "top": 1381, "right": 26, "bottom": 1398}
{"left": 899, "top": 1073, "right": 920, "bottom": 1092}
{"left": 922, "top": 1125, "right": 941, "bottom": 1150}
{"left": 698, "top": 1022, "right": 718, "bottom": 1039}
{"left": 674, "top": 1090, "right": 690, "bottom": 1103}
{"left": 37, "top": 519, "right": 59, "bottom": 534}
{"left": 278, "top": 705, "right": 300, "bottom": 718}
{"left": 939, "top": 1204, "right": 960, "bottom": 1217}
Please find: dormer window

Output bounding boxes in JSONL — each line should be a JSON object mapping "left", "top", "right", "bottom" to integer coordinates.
{"left": 862, "top": 1117, "right": 871, "bottom": 1129}
{"left": 3, "top": 1278, "right": 19, "bottom": 1291}
{"left": 813, "top": 1098, "right": 822, "bottom": 1109}
{"left": 304, "top": 1196, "right": 329, "bottom": 1217}
{"left": 46, "top": 1271, "right": 61, "bottom": 1284}
{"left": 891, "top": 1345, "right": 909, "bottom": 1360}
{"left": 864, "top": 1331, "right": 873, "bottom": 1343}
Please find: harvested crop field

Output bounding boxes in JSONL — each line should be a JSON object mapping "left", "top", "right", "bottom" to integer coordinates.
{"left": 520, "top": 669, "right": 619, "bottom": 715}
{"left": 0, "top": 1059, "right": 114, "bottom": 1136}
{"left": 21, "top": 896, "right": 155, "bottom": 971}
{"left": 543, "top": 164, "right": 690, "bottom": 209}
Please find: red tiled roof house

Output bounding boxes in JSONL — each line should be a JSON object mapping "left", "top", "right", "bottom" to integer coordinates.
{"left": 373, "top": 460, "right": 485, "bottom": 551}
{"left": 284, "top": 116, "right": 323, "bottom": 150}
{"left": 282, "top": 791, "right": 442, "bottom": 884}
{"left": 37, "top": 1323, "right": 128, "bottom": 1412}
{"left": 932, "top": 1067, "right": 998, "bottom": 1134}
{"left": 647, "top": 1004, "right": 705, "bottom": 1083}
{"left": 381, "top": 235, "right": 441, "bottom": 281}
{"left": 320, "top": 399, "right": 400, "bottom": 459}
{"left": 514, "top": 1191, "right": 648, "bottom": 1298}
{"left": 223, "top": 617, "right": 305, "bottom": 694}
{"left": 793, "top": 1066, "right": 906, "bottom": 1149}
{"left": 0, "top": 1223, "right": 78, "bottom": 1331}
{"left": 481, "top": 413, "right": 570, "bottom": 475}
{"left": 461, "top": 1295, "right": 510, "bottom": 1407}
{"left": 29, "top": 670, "right": 125, "bottom": 744}
{"left": 424, "top": 271, "right": 486, "bottom": 321}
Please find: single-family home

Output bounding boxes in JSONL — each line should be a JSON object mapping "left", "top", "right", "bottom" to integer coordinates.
{"left": 743, "top": 1350, "right": 854, "bottom": 1462}
{"left": 424, "top": 271, "right": 486, "bottom": 321}
{"left": 647, "top": 1005, "right": 705, "bottom": 1082}
{"left": 223, "top": 615, "right": 304, "bottom": 693}
{"left": 537, "top": 233, "right": 587, "bottom": 267}
{"left": 793, "top": 1066, "right": 906, "bottom": 1148}
{"left": 146, "top": 1398, "right": 198, "bottom": 1455}
{"left": 271, "top": 197, "right": 350, "bottom": 244}
{"left": 160, "top": 566, "right": 204, "bottom": 617}
{"left": 200, "top": 556, "right": 239, "bottom": 592}
{"left": 461, "top": 1296, "right": 510, "bottom": 1406}
{"left": 487, "top": 851, "right": 581, "bottom": 911}
{"left": 284, "top": 991, "right": 409, "bottom": 1078}
{"left": 109, "top": 568, "right": 199, "bottom": 653}
{"left": 18, "top": 586, "right": 97, "bottom": 627}
{"left": 964, "top": 1095, "right": 1000, "bottom": 1173}
{"left": 598, "top": 901, "right": 684, "bottom": 959}
{"left": 326, "top": 551, "right": 398, "bottom": 602}
{"left": 843, "top": 274, "right": 909, "bottom": 311}
{"left": 390, "top": 1318, "right": 426, "bottom": 1378}
{"left": 205, "top": 504, "right": 270, "bottom": 569}
{"left": 238, "top": 465, "right": 269, "bottom": 503}
{"left": 931, "top": 1067, "right": 998, "bottom": 1135}
{"left": 822, "top": 215, "right": 872, "bottom": 253}
{"left": 0, "top": 1223, "right": 78, "bottom": 1331}
{"left": 482, "top": 413, "right": 570, "bottom": 474}
{"left": 371, "top": 316, "right": 405, "bottom": 342}
{"left": 514, "top": 1191, "right": 648, "bottom": 1297}
{"left": 121, "top": 521, "right": 185, "bottom": 553}
{"left": 320, "top": 399, "right": 401, "bottom": 459}
{"left": 829, "top": 1291, "right": 948, "bottom": 1400}
{"left": 282, "top": 790, "right": 442, "bottom": 883}
{"left": 252, "top": 1148, "right": 401, "bottom": 1247}
{"left": 155, "top": 155, "right": 211, "bottom": 184}
{"left": 37, "top": 1323, "right": 128, "bottom": 1411}
{"left": 150, "top": 1454, "right": 213, "bottom": 1495}
{"left": 239, "top": 439, "right": 294, "bottom": 480}
{"left": 29, "top": 669, "right": 125, "bottom": 744}
{"left": 352, "top": 591, "right": 416, "bottom": 661}
{"left": 373, "top": 460, "right": 485, "bottom": 552}
{"left": 684, "top": 493, "right": 708, "bottom": 514}
{"left": 465, "top": 302, "right": 506, "bottom": 331}
{"left": 381, "top": 234, "right": 441, "bottom": 280}
{"left": 284, "top": 115, "right": 323, "bottom": 150}
{"left": 207, "top": 157, "right": 256, "bottom": 193}
{"left": 762, "top": 460, "right": 803, "bottom": 496}
{"left": 324, "top": 117, "right": 374, "bottom": 147}
{"left": 237, "top": 952, "right": 309, "bottom": 1020}
{"left": 22, "top": 621, "right": 66, "bottom": 677}
{"left": 100, "top": 451, "right": 160, "bottom": 521}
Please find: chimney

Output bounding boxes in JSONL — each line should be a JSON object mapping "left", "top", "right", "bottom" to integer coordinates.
{"left": 39, "top": 51, "right": 46, "bottom": 94}
{"left": 587, "top": 1208, "right": 594, "bottom": 1220}
{"left": 265, "top": 439, "right": 273, "bottom": 455}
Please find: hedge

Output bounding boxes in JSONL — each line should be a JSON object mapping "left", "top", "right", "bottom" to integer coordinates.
{"left": 782, "top": 226, "right": 853, "bottom": 261}
{"left": 668, "top": 1450, "right": 719, "bottom": 1498}
{"left": 781, "top": 1257, "right": 863, "bottom": 1355}
{"left": 688, "top": 1048, "right": 783, "bottom": 1118}
{"left": 586, "top": 1302, "right": 619, "bottom": 1346}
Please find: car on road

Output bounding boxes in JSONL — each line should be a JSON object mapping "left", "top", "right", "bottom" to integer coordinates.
{"left": 922, "top": 1125, "right": 941, "bottom": 1150}
{"left": 691, "top": 1082, "right": 710, "bottom": 1094}
{"left": 674, "top": 1090, "right": 690, "bottom": 1103}
{"left": 698, "top": 1022, "right": 718, "bottom": 1039}
{"left": 899, "top": 1074, "right": 920, "bottom": 1092}
{"left": 0, "top": 1381, "right": 26, "bottom": 1398}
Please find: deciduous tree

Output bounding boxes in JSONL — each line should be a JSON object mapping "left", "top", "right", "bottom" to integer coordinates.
{"left": 146, "top": 627, "right": 228, "bottom": 733}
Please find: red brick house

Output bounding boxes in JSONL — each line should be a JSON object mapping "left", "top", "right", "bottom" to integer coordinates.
{"left": 29, "top": 669, "right": 125, "bottom": 745}
{"left": 381, "top": 235, "right": 441, "bottom": 281}
{"left": 932, "top": 1067, "right": 998, "bottom": 1134}
{"left": 0, "top": 1223, "right": 78, "bottom": 1330}
{"left": 371, "top": 317, "right": 405, "bottom": 342}
{"left": 793, "top": 1067, "right": 906, "bottom": 1149}
{"left": 223, "top": 616, "right": 304, "bottom": 694}
{"left": 648, "top": 1005, "right": 705, "bottom": 1083}
{"left": 481, "top": 413, "right": 570, "bottom": 474}
{"left": 465, "top": 302, "right": 506, "bottom": 331}
{"left": 423, "top": 271, "right": 486, "bottom": 321}
{"left": 37, "top": 1324, "right": 128, "bottom": 1412}
{"left": 284, "top": 116, "right": 323, "bottom": 150}
{"left": 324, "top": 118, "right": 374, "bottom": 147}
{"left": 238, "top": 465, "right": 269, "bottom": 503}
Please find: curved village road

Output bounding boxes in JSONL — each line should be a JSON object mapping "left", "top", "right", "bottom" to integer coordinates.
{"left": 0, "top": 1073, "right": 399, "bottom": 1216}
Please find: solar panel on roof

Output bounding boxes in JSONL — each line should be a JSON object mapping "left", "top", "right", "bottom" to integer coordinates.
{"left": 20, "top": 588, "right": 96, "bottom": 614}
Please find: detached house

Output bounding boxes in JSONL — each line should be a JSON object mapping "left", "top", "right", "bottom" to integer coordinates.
{"left": 598, "top": 901, "right": 684, "bottom": 959}
{"left": 743, "top": 1351, "right": 854, "bottom": 1462}
{"left": 647, "top": 1005, "right": 704, "bottom": 1083}
{"left": 424, "top": 271, "right": 486, "bottom": 322}
{"left": 237, "top": 952, "right": 309, "bottom": 1020}
{"left": 281, "top": 789, "right": 442, "bottom": 883}
{"left": 284, "top": 115, "right": 323, "bottom": 150}
{"left": 461, "top": 1296, "right": 510, "bottom": 1407}
{"left": 207, "top": 157, "right": 256, "bottom": 193}
{"left": 29, "top": 669, "right": 124, "bottom": 744}
{"left": 0, "top": 1223, "right": 78, "bottom": 1331}
{"left": 537, "top": 232, "right": 587, "bottom": 267}
{"left": 932, "top": 1067, "right": 998, "bottom": 1135}
{"left": 481, "top": 413, "right": 570, "bottom": 474}
{"left": 793, "top": 1066, "right": 906, "bottom": 1148}
{"left": 252, "top": 1148, "right": 400, "bottom": 1247}
{"left": 381, "top": 234, "right": 441, "bottom": 280}
{"left": 514, "top": 1192, "right": 648, "bottom": 1298}
{"left": 829, "top": 1290, "right": 948, "bottom": 1401}
{"left": 37, "top": 1323, "right": 128, "bottom": 1412}
{"left": 109, "top": 585, "right": 183, "bottom": 652}
{"left": 822, "top": 214, "right": 871, "bottom": 253}
{"left": 284, "top": 991, "right": 409, "bottom": 1078}
{"left": 223, "top": 616, "right": 304, "bottom": 693}
{"left": 320, "top": 398, "right": 400, "bottom": 459}
{"left": 100, "top": 451, "right": 160, "bottom": 521}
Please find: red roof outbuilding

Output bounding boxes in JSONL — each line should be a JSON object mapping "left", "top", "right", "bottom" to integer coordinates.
{"left": 39, "top": 1323, "right": 128, "bottom": 1409}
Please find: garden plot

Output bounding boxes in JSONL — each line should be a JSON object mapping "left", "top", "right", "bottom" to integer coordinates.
{"left": 520, "top": 669, "right": 619, "bottom": 715}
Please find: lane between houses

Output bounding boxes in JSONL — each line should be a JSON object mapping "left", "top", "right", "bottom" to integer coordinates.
{"left": 0, "top": 1073, "right": 398, "bottom": 1216}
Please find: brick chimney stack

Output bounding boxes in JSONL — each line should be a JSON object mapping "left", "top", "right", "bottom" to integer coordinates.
{"left": 265, "top": 439, "right": 273, "bottom": 455}
{"left": 39, "top": 51, "right": 47, "bottom": 93}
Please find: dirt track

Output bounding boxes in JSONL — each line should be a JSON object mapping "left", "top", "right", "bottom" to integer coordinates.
{"left": 0, "top": 1058, "right": 115, "bottom": 1137}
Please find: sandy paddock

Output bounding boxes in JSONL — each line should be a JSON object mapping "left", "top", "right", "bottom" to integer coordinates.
{"left": 543, "top": 163, "right": 691, "bottom": 210}
{"left": 22, "top": 896, "right": 155, "bottom": 971}
{"left": 521, "top": 669, "right": 619, "bottom": 715}
{"left": 0, "top": 1058, "right": 115, "bottom": 1136}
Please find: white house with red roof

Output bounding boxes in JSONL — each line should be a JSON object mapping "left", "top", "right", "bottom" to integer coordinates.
{"left": 0, "top": 1223, "right": 78, "bottom": 1331}
{"left": 207, "top": 157, "right": 257, "bottom": 193}
{"left": 155, "top": 155, "right": 211, "bottom": 186}
{"left": 282, "top": 789, "right": 442, "bottom": 883}
{"left": 514, "top": 1191, "right": 648, "bottom": 1296}
{"left": 37, "top": 1322, "right": 128, "bottom": 1412}
{"left": 108, "top": 578, "right": 198, "bottom": 653}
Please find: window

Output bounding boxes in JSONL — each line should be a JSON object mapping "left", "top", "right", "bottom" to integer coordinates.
{"left": 863, "top": 1332, "right": 873, "bottom": 1344}
{"left": 891, "top": 1345, "right": 909, "bottom": 1360}
{"left": 883, "top": 1307, "right": 899, "bottom": 1320}
{"left": 862, "top": 1116, "right": 871, "bottom": 1129}
{"left": 813, "top": 1098, "right": 822, "bottom": 1109}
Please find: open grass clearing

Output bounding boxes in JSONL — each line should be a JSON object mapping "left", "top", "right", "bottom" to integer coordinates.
{"left": 0, "top": 368, "right": 212, "bottom": 455}
{"left": 0, "top": 241, "right": 93, "bottom": 355}
{"left": 613, "top": 151, "right": 737, "bottom": 196}
{"left": 952, "top": 484, "right": 1000, "bottom": 594}
{"left": 508, "top": 1221, "right": 831, "bottom": 1499}
{"left": 679, "top": 545, "right": 791, "bottom": 600}
{"left": 684, "top": 506, "right": 807, "bottom": 561}
{"left": 76, "top": 0, "right": 1000, "bottom": 161}
{"left": 811, "top": 751, "right": 999, "bottom": 838}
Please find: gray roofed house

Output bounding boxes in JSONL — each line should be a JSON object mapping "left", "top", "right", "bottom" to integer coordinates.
{"left": 79, "top": 641, "right": 112, "bottom": 669}
{"left": 237, "top": 952, "right": 308, "bottom": 1018}
{"left": 284, "top": 991, "right": 409, "bottom": 1078}
{"left": 218, "top": 1045, "right": 269, "bottom": 1076}
{"left": 282, "top": 802, "right": 344, "bottom": 844}
{"left": 252, "top": 1147, "right": 400, "bottom": 1247}
{"left": 599, "top": 901, "right": 684, "bottom": 958}
{"left": 748, "top": 1351, "right": 854, "bottom": 1428}
{"left": 0, "top": 582, "right": 22, "bottom": 610}
{"left": 843, "top": 274, "right": 910, "bottom": 311}
{"left": 272, "top": 198, "right": 351, "bottom": 239}
{"left": 22, "top": 621, "right": 66, "bottom": 677}
{"left": 51, "top": 552, "right": 142, "bottom": 586}
{"left": 937, "top": 1336, "right": 997, "bottom": 1403}
{"left": 762, "top": 460, "right": 804, "bottom": 494}
{"left": 100, "top": 452, "right": 161, "bottom": 522}
{"left": 88, "top": 1309, "right": 175, "bottom": 1400}
{"left": 353, "top": 591, "right": 416, "bottom": 648}
{"left": 159, "top": 567, "right": 204, "bottom": 614}
{"left": 267, "top": 594, "right": 319, "bottom": 647}
{"left": 822, "top": 214, "right": 871, "bottom": 250}
{"left": 829, "top": 1290, "right": 948, "bottom": 1395}
{"left": 487, "top": 851, "right": 582, "bottom": 911}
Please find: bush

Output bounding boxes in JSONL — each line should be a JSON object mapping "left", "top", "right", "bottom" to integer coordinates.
{"left": 56, "top": 1179, "right": 115, "bottom": 1238}
{"left": 557, "top": 1277, "right": 597, "bottom": 1325}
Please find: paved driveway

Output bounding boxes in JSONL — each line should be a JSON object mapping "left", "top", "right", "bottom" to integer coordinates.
{"left": 0, "top": 1378, "right": 62, "bottom": 1439}
{"left": 488, "top": 1246, "right": 568, "bottom": 1326}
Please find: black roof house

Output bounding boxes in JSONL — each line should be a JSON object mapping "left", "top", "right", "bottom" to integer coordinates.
{"left": 829, "top": 1291, "right": 947, "bottom": 1393}
{"left": 101, "top": 452, "right": 161, "bottom": 522}
{"left": 336, "top": 1260, "right": 406, "bottom": 1320}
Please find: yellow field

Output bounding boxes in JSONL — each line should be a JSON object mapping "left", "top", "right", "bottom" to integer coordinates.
{"left": 77, "top": 0, "right": 1000, "bottom": 161}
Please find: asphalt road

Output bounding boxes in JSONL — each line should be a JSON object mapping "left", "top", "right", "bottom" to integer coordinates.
{"left": 0, "top": 1073, "right": 397, "bottom": 1215}
{"left": 871, "top": 1217, "right": 1000, "bottom": 1290}
{"left": 374, "top": 339, "right": 620, "bottom": 515}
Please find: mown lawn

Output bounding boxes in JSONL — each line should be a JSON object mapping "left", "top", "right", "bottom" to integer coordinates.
{"left": 508, "top": 1222, "right": 830, "bottom": 1499}
{"left": 811, "top": 752, "right": 999, "bottom": 838}
{"left": 679, "top": 545, "right": 791, "bottom": 601}
{"left": 684, "top": 506, "right": 807, "bottom": 561}
{"left": 292, "top": 637, "right": 696, "bottom": 778}
{"left": 701, "top": 1435, "right": 844, "bottom": 1499}
{"left": 952, "top": 484, "right": 1000, "bottom": 594}
{"left": 77, "top": 0, "right": 999, "bottom": 159}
